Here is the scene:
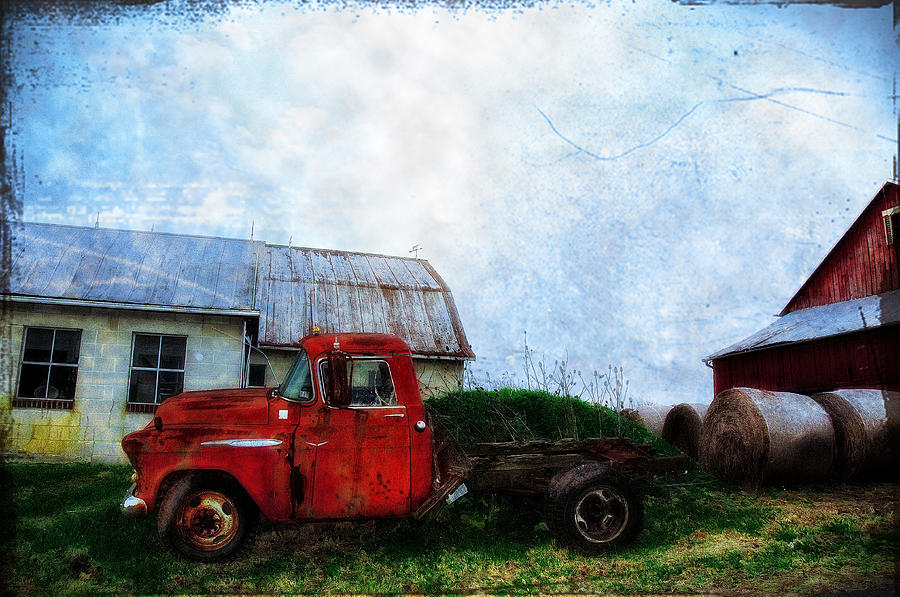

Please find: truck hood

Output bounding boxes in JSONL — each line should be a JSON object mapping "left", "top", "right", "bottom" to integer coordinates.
{"left": 155, "top": 388, "right": 270, "bottom": 426}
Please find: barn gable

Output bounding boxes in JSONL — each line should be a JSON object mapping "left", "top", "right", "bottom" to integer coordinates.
{"left": 781, "top": 181, "right": 899, "bottom": 315}
{"left": 708, "top": 181, "right": 900, "bottom": 397}
{"left": 253, "top": 244, "right": 473, "bottom": 358}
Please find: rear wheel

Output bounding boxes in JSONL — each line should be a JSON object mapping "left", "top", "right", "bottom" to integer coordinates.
{"left": 157, "top": 475, "right": 258, "bottom": 562}
{"left": 544, "top": 461, "right": 642, "bottom": 553}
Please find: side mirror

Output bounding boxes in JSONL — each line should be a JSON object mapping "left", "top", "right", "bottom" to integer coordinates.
{"left": 325, "top": 350, "right": 351, "bottom": 408}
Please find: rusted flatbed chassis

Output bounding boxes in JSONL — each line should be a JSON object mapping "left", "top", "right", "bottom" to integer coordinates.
{"left": 414, "top": 435, "right": 689, "bottom": 518}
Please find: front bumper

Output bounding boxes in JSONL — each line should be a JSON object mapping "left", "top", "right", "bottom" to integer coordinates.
{"left": 121, "top": 483, "right": 148, "bottom": 518}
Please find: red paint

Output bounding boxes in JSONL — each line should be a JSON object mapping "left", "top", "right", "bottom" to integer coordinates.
{"left": 121, "top": 333, "right": 435, "bottom": 523}
{"left": 713, "top": 327, "right": 900, "bottom": 395}
{"left": 156, "top": 388, "right": 271, "bottom": 425}
{"left": 783, "top": 182, "right": 899, "bottom": 314}
{"left": 309, "top": 402, "right": 411, "bottom": 519}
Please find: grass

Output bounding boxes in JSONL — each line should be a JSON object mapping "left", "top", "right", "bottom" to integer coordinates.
{"left": 1, "top": 390, "right": 892, "bottom": 594}
{"left": 1, "top": 461, "right": 895, "bottom": 596}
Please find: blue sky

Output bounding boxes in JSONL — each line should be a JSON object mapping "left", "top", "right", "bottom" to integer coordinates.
{"left": 6, "top": 0, "right": 897, "bottom": 403}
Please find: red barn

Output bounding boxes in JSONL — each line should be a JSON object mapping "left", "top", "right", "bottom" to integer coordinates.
{"left": 707, "top": 181, "right": 900, "bottom": 395}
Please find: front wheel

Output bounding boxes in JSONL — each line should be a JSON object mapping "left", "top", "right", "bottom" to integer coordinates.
{"left": 157, "top": 475, "right": 258, "bottom": 562}
{"left": 544, "top": 461, "right": 643, "bottom": 554}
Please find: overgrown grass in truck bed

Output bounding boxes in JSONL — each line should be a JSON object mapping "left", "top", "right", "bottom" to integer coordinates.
{"left": 425, "top": 389, "right": 678, "bottom": 455}
{"left": 2, "top": 462, "right": 894, "bottom": 596}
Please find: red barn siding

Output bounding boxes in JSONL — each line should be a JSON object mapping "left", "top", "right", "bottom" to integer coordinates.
{"left": 712, "top": 326, "right": 900, "bottom": 395}
{"left": 783, "top": 183, "right": 899, "bottom": 314}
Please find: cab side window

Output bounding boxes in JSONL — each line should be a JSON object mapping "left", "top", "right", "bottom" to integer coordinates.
{"left": 349, "top": 360, "right": 397, "bottom": 407}
{"left": 320, "top": 358, "right": 398, "bottom": 407}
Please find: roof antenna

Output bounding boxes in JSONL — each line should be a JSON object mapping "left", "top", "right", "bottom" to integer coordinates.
{"left": 95, "top": 211, "right": 100, "bottom": 228}
{"left": 250, "top": 220, "right": 254, "bottom": 240}
{"left": 409, "top": 243, "right": 422, "bottom": 258}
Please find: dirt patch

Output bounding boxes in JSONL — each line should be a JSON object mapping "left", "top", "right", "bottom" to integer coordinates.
{"left": 757, "top": 484, "right": 894, "bottom": 526}
{"left": 63, "top": 550, "right": 103, "bottom": 581}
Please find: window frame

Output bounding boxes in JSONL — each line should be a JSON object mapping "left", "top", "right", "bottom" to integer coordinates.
{"left": 277, "top": 350, "right": 316, "bottom": 404}
{"left": 883, "top": 206, "right": 900, "bottom": 245}
{"left": 247, "top": 363, "right": 267, "bottom": 388}
{"left": 125, "top": 332, "right": 188, "bottom": 414}
{"left": 13, "top": 326, "right": 82, "bottom": 410}
{"left": 316, "top": 355, "right": 399, "bottom": 409}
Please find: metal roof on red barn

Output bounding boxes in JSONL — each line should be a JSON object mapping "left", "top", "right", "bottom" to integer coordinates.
{"left": 707, "top": 289, "right": 900, "bottom": 360}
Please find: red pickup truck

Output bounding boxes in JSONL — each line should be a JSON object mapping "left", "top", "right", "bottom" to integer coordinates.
{"left": 122, "top": 332, "right": 685, "bottom": 561}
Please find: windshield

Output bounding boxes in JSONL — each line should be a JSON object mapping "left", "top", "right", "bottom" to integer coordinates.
{"left": 278, "top": 351, "right": 314, "bottom": 402}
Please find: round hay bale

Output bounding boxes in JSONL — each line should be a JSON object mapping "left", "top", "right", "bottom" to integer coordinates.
{"left": 619, "top": 405, "right": 674, "bottom": 437}
{"left": 811, "top": 389, "right": 900, "bottom": 481}
{"left": 699, "top": 388, "right": 834, "bottom": 487}
{"left": 661, "top": 403, "right": 709, "bottom": 460}
{"left": 620, "top": 408, "right": 642, "bottom": 426}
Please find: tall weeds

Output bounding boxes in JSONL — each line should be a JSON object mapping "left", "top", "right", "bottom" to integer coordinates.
{"left": 455, "top": 332, "right": 639, "bottom": 441}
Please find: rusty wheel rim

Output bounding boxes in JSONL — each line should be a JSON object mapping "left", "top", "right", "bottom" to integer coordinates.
{"left": 177, "top": 490, "right": 240, "bottom": 552}
{"left": 573, "top": 486, "right": 629, "bottom": 543}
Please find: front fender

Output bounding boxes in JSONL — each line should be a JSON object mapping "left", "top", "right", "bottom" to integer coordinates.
{"left": 124, "top": 427, "right": 296, "bottom": 522}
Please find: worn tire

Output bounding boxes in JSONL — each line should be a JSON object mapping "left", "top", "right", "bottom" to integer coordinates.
{"left": 544, "top": 461, "right": 642, "bottom": 554}
{"left": 157, "top": 474, "right": 259, "bottom": 562}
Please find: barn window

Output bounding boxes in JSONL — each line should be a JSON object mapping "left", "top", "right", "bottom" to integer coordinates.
{"left": 126, "top": 333, "right": 187, "bottom": 413}
{"left": 14, "top": 327, "right": 82, "bottom": 410}
{"left": 883, "top": 206, "right": 900, "bottom": 245}
{"left": 248, "top": 364, "right": 267, "bottom": 387}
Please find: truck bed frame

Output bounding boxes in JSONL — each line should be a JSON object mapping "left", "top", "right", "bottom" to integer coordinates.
{"left": 414, "top": 431, "right": 689, "bottom": 518}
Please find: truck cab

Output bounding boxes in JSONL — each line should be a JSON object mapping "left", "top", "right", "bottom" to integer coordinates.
{"left": 122, "top": 333, "right": 438, "bottom": 560}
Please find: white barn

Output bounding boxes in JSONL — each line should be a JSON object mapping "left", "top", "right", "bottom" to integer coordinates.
{"left": 1, "top": 222, "right": 473, "bottom": 462}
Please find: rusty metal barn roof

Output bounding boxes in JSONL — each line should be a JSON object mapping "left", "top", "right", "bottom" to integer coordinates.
{"left": 254, "top": 244, "right": 474, "bottom": 358}
{"left": 708, "top": 289, "right": 900, "bottom": 360}
{"left": 6, "top": 222, "right": 473, "bottom": 359}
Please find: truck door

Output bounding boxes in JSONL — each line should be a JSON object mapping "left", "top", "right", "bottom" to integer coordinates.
{"left": 310, "top": 356, "right": 412, "bottom": 519}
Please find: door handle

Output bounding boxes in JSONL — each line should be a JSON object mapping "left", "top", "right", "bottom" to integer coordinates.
{"left": 384, "top": 413, "right": 406, "bottom": 418}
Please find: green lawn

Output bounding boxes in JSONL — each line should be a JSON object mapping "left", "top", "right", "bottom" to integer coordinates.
{"left": 1, "top": 462, "right": 894, "bottom": 595}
